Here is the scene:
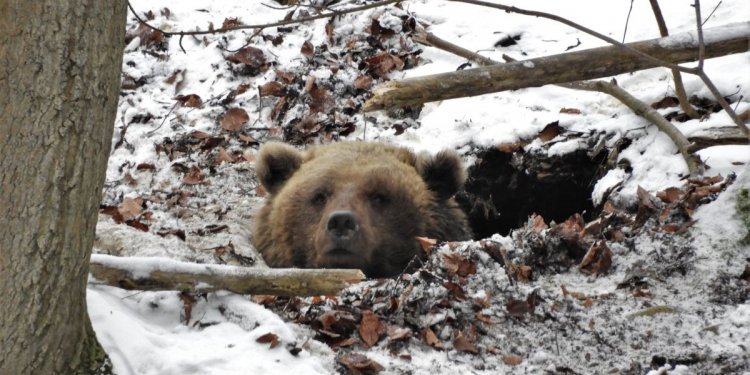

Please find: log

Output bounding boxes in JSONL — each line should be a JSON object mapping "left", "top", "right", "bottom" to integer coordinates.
{"left": 89, "top": 254, "right": 366, "bottom": 297}
{"left": 363, "top": 22, "right": 750, "bottom": 111}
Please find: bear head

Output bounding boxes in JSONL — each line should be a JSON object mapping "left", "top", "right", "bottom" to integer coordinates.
{"left": 253, "top": 141, "right": 470, "bottom": 278}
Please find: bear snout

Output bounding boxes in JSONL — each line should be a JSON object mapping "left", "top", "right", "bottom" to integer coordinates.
{"left": 326, "top": 210, "right": 359, "bottom": 240}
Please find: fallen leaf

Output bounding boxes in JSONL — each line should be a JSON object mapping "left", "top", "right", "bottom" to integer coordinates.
{"left": 579, "top": 240, "right": 613, "bottom": 275}
{"left": 416, "top": 236, "right": 437, "bottom": 255}
{"left": 502, "top": 354, "right": 523, "bottom": 365}
{"left": 120, "top": 197, "right": 144, "bottom": 220}
{"left": 657, "top": 187, "right": 683, "bottom": 203}
{"left": 421, "top": 327, "right": 443, "bottom": 350}
{"left": 182, "top": 165, "right": 205, "bottom": 185}
{"left": 220, "top": 108, "right": 249, "bottom": 132}
{"left": 336, "top": 353, "right": 384, "bottom": 374}
{"left": 651, "top": 96, "right": 680, "bottom": 109}
{"left": 537, "top": 121, "right": 563, "bottom": 142}
{"left": 386, "top": 325, "right": 411, "bottom": 341}
{"left": 256, "top": 332, "right": 280, "bottom": 349}
{"left": 353, "top": 75, "right": 373, "bottom": 90}
{"left": 452, "top": 332, "right": 478, "bottom": 354}
{"left": 359, "top": 310, "right": 384, "bottom": 348}
{"left": 175, "top": 94, "right": 202, "bottom": 108}
{"left": 259, "top": 81, "right": 286, "bottom": 97}
{"left": 442, "top": 253, "right": 477, "bottom": 277}
{"left": 301, "top": 40, "right": 314, "bottom": 59}
{"left": 221, "top": 17, "right": 243, "bottom": 29}
{"left": 215, "top": 147, "right": 236, "bottom": 164}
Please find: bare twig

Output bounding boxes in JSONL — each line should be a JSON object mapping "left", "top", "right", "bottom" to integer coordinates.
{"left": 622, "top": 0, "right": 635, "bottom": 43}
{"left": 126, "top": 0, "right": 401, "bottom": 37}
{"left": 648, "top": 0, "right": 700, "bottom": 119}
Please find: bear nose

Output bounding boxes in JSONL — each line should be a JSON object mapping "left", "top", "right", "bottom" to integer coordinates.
{"left": 327, "top": 210, "right": 358, "bottom": 239}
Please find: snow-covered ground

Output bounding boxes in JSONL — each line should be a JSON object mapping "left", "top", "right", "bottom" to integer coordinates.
{"left": 89, "top": 1, "right": 750, "bottom": 374}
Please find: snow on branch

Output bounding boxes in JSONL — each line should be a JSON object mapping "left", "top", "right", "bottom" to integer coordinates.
{"left": 363, "top": 22, "right": 750, "bottom": 112}
{"left": 89, "top": 254, "right": 365, "bottom": 297}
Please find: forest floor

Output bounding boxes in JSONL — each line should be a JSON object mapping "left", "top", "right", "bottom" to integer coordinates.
{"left": 89, "top": 1, "right": 750, "bottom": 374}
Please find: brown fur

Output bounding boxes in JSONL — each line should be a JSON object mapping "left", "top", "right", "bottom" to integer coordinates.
{"left": 253, "top": 141, "right": 471, "bottom": 278}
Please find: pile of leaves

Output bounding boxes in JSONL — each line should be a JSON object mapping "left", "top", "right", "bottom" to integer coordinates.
{"left": 250, "top": 173, "right": 744, "bottom": 374}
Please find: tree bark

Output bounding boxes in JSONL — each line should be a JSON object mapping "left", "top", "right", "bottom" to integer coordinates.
{"left": 89, "top": 255, "right": 366, "bottom": 297}
{"left": 0, "top": 1, "right": 126, "bottom": 374}
{"left": 363, "top": 22, "right": 750, "bottom": 111}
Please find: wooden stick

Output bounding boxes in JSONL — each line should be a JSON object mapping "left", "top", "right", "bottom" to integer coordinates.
{"left": 89, "top": 254, "right": 365, "bottom": 297}
{"left": 363, "top": 22, "right": 750, "bottom": 112}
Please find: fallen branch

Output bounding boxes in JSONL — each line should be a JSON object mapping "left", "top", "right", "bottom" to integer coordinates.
{"left": 363, "top": 22, "right": 749, "bottom": 112}
{"left": 89, "top": 254, "right": 365, "bottom": 297}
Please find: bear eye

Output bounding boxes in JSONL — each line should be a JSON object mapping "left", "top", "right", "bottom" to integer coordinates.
{"left": 311, "top": 192, "right": 328, "bottom": 206}
{"left": 370, "top": 192, "right": 389, "bottom": 206}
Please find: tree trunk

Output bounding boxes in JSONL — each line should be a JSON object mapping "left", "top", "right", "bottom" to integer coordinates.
{"left": 363, "top": 22, "right": 750, "bottom": 111}
{"left": 0, "top": 1, "right": 125, "bottom": 374}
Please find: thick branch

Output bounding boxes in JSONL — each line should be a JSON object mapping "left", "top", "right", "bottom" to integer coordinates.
{"left": 89, "top": 254, "right": 365, "bottom": 297}
{"left": 363, "top": 22, "right": 749, "bottom": 112}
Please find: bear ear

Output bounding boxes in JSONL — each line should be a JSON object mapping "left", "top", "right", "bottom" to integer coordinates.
{"left": 256, "top": 142, "right": 303, "bottom": 195}
{"left": 417, "top": 150, "right": 466, "bottom": 200}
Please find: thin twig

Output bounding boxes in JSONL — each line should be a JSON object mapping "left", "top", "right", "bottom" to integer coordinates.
{"left": 694, "top": 0, "right": 706, "bottom": 71}
{"left": 702, "top": 0, "right": 723, "bottom": 26}
{"left": 648, "top": 0, "right": 700, "bottom": 119}
{"left": 127, "top": 0, "right": 400, "bottom": 37}
{"left": 622, "top": 0, "right": 635, "bottom": 43}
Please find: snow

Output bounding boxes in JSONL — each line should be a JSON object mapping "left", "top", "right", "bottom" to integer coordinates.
{"left": 89, "top": 0, "right": 750, "bottom": 374}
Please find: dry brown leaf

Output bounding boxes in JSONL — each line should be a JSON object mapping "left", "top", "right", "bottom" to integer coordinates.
{"left": 337, "top": 353, "right": 384, "bottom": 374}
{"left": 215, "top": 147, "right": 236, "bottom": 165}
{"left": 415, "top": 236, "right": 437, "bottom": 255}
{"left": 358, "top": 310, "right": 384, "bottom": 348}
{"left": 259, "top": 81, "right": 286, "bottom": 97}
{"left": 301, "top": 40, "right": 314, "bottom": 58}
{"left": 651, "top": 96, "right": 680, "bottom": 109}
{"left": 225, "top": 46, "right": 268, "bottom": 71}
{"left": 353, "top": 75, "right": 373, "bottom": 90}
{"left": 256, "top": 332, "right": 280, "bottom": 349}
{"left": 220, "top": 108, "right": 249, "bottom": 132}
{"left": 452, "top": 332, "right": 478, "bottom": 354}
{"left": 442, "top": 253, "right": 477, "bottom": 277}
{"left": 175, "top": 94, "right": 202, "bottom": 108}
{"left": 120, "top": 197, "right": 144, "bottom": 220}
{"left": 505, "top": 297, "right": 532, "bottom": 318}
{"left": 421, "top": 327, "right": 443, "bottom": 350}
{"left": 657, "top": 187, "right": 683, "bottom": 203}
{"left": 386, "top": 325, "right": 411, "bottom": 341}
{"left": 537, "top": 121, "right": 563, "bottom": 142}
{"left": 503, "top": 354, "right": 523, "bottom": 365}
{"left": 579, "top": 240, "right": 613, "bottom": 275}
{"left": 182, "top": 165, "right": 205, "bottom": 185}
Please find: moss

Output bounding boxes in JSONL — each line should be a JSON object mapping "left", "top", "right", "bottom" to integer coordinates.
{"left": 737, "top": 188, "right": 750, "bottom": 245}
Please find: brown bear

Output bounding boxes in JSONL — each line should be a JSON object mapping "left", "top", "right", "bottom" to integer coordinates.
{"left": 252, "top": 141, "right": 471, "bottom": 278}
